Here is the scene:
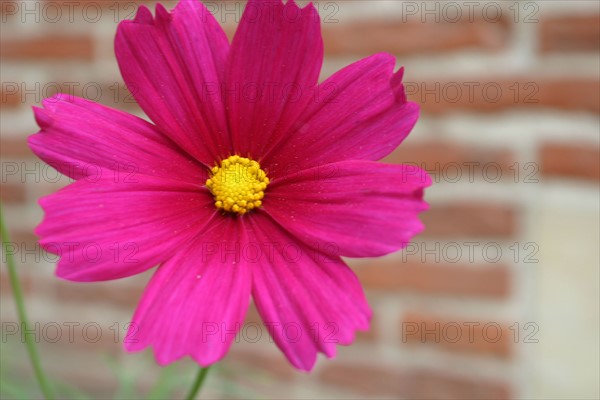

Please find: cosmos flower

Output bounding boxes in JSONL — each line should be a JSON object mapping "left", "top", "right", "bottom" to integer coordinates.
{"left": 28, "top": 0, "right": 431, "bottom": 371}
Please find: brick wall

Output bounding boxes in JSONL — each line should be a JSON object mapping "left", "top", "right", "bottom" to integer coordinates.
{"left": 1, "top": 1, "right": 599, "bottom": 399}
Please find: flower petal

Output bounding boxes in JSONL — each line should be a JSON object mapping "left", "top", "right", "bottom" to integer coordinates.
{"left": 125, "top": 217, "right": 252, "bottom": 366}
{"left": 37, "top": 176, "right": 215, "bottom": 281}
{"left": 246, "top": 213, "right": 371, "bottom": 371}
{"left": 264, "top": 53, "right": 418, "bottom": 170}
{"left": 115, "top": 1, "right": 230, "bottom": 164}
{"left": 225, "top": 0, "right": 323, "bottom": 156}
{"left": 264, "top": 160, "right": 431, "bottom": 258}
{"left": 28, "top": 94, "right": 202, "bottom": 182}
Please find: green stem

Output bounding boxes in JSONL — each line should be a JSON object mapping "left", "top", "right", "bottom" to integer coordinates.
{"left": 185, "top": 366, "right": 211, "bottom": 400}
{"left": 0, "top": 203, "right": 54, "bottom": 399}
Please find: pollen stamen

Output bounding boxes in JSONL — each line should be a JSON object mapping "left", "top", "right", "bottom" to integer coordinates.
{"left": 206, "top": 155, "right": 269, "bottom": 215}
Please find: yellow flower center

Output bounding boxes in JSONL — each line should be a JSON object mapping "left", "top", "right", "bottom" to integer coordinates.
{"left": 206, "top": 155, "right": 270, "bottom": 215}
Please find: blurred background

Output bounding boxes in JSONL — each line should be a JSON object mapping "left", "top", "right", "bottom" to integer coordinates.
{"left": 1, "top": 0, "right": 599, "bottom": 399}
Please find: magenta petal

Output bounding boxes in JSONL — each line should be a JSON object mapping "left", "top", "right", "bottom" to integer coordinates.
{"left": 225, "top": 0, "right": 323, "bottom": 156}
{"left": 247, "top": 213, "right": 371, "bottom": 371}
{"left": 265, "top": 53, "right": 418, "bottom": 170}
{"left": 264, "top": 160, "right": 432, "bottom": 258}
{"left": 125, "top": 217, "right": 251, "bottom": 366}
{"left": 115, "top": 1, "right": 230, "bottom": 163}
{"left": 38, "top": 176, "right": 215, "bottom": 281}
{"left": 28, "top": 94, "right": 202, "bottom": 182}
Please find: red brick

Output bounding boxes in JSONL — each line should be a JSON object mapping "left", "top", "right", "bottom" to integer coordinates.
{"left": 356, "top": 313, "right": 378, "bottom": 342}
{"left": 384, "top": 141, "right": 515, "bottom": 178}
{"left": 322, "top": 18, "right": 510, "bottom": 56}
{"left": 536, "top": 80, "right": 600, "bottom": 114}
{"left": 243, "top": 301, "right": 262, "bottom": 325}
{"left": 0, "top": 1, "right": 17, "bottom": 17}
{"left": 12, "top": 230, "right": 39, "bottom": 246}
{"left": 246, "top": 301, "right": 377, "bottom": 341}
{"left": 225, "top": 348, "right": 297, "bottom": 381}
{"left": 0, "top": 183, "right": 26, "bottom": 204}
{"left": 28, "top": 81, "right": 141, "bottom": 111}
{"left": 53, "top": 280, "right": 144, "bottom": 308}
{"left": 0, "top": 82, "right": 140, "bottom": 111}
{"left": 355, "top": 262, "right": 510, "bottom": 298}
{"left": 223, "top": 23, "right": 237, "bottom": 41}
{"left": 0, "top": 230, "right": 35, "bottom": 296}
{"left": 319, "top": 364, "right": 511, "bottom": 399}
{"left": 0, "top": 86, "right": 22, "bottom": 109}
{"left": 1, "top": 36, "right": 94, "bottom": 60}
{"left": 540, "top": 142, "right": 600, "bottom": 182}
{"left": 541, "top": 15, "right": 600, "bottom": 53}
{"left": 45, "top": 0, "right": 143, "bottom": 6}
{"left": 408, "top": 79, "right": 600, "bottom": 115}
{"left": 97, "top": 82, "right": 141, "bottom": 111}
{"left": 402, "top": 312, "right": 512, "bottom": 358}
{"left": 0, "top": 270, "right": 33, "bottom": 297}
{"left": 0, "top": 137, "right": 34, "bottom": 158}
{"left": 420, "top": 203, "right": 518, "bottom": 238}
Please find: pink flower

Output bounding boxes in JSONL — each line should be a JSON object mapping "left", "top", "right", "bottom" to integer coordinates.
{"left": 29, "top": 0, "right": 431, "bottom": 371}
